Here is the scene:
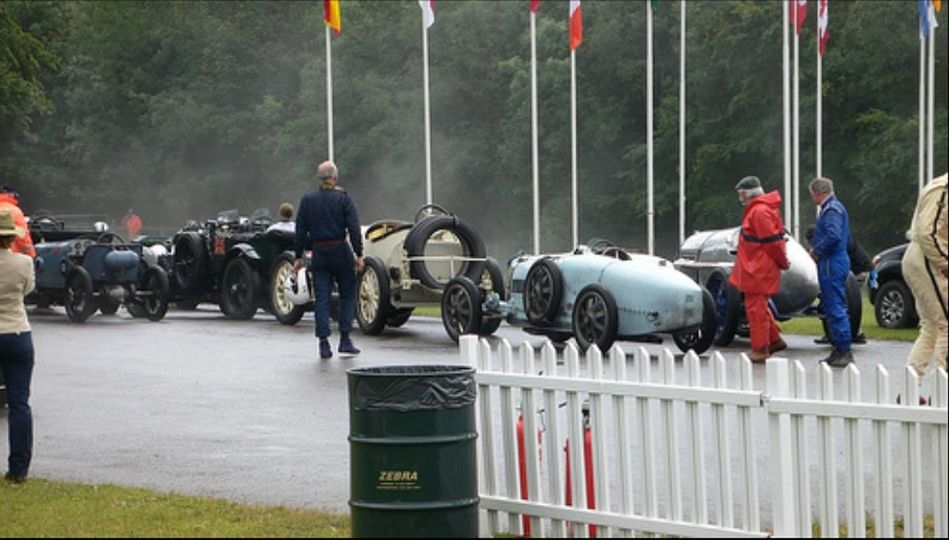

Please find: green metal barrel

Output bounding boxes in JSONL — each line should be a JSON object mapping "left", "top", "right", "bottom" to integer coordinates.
{"left": 348, "top": 365, "right": 478, "bottom": 538}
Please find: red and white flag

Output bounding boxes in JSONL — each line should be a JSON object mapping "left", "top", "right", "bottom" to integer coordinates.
{"left": 569, "top": 0, "right": 582, "bottom": 50}
{"left": 419, "top": 0, "right": 435, "bottom": 28}
{"left": 530, "top": 0, "right": 540, "bottom": 13}
{"left": 789, "top": 0, "right": 807, "bottom": 34}
{"left": 818, "top": 0, "right": 829, "bottom": 55}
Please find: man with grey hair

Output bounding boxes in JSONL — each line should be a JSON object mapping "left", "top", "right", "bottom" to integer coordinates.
{"left": 728, "top": 175, "right": 790, "bottom": 363}
{"left": 808, "top": 176, "right": 854, "bottom": 368}
{"left": 293, "top": 160, "right": 365, "bottom": 359}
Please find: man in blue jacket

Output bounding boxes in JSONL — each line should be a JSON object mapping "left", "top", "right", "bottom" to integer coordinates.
{"left": 293, "top": 161, "right": 364, "bottom": 359}
{"left": 808, "top": 177, "right": 854, "bottom": 367}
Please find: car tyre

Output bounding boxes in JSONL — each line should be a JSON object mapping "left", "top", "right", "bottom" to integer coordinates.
{"left": 705, "top": 268, "right": 741, "bottom": 347}
{"left": 356, "top": 256, "right": 392, "bottom": 335}
{"left": 478, "top": 256, "right": 506, "bottom": 336}
{"left": 672, "top": 286, "right": 717, "bottom": 355}
{"left": 442, "top": 276, "right": 483, "bottom": 343}
{"left": 387, "top": 308, "right": 414, "bottom": 328}
{"left": 172, "top": 233, "right": 208, "bottom": 295}
{"left": 139, "top": 267, "right": 171, "bottom": 321}
{"left": 403, "top": 214, "right": 486, "bottom": 289}
{"left": 99, "top": 297, "right": 120, "bottom": 316}
{"left": 64, "top": 267, "right": 97, "bottom": 323}
{"left": 821, "top": 272, "right": 864, "bottom": 338}
{"left": 269, "top": 252, "right": 307, "bottom": 326}
{"left": 873, "top": 279, "right": 918, "bottom": 329}
{"left": 524, "top": 257, "right": 563, "bottom": 326}
{"left": 572, "top": 284, "right": 619, "bottom": 353}
{"left": 220, "top": 257, "right": 261, "bottom": 320}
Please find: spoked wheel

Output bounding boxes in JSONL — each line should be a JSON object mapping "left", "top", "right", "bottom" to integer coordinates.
{"left": 219, "top": 258, "right": 261, "bottom": 320}
{"left": 441, "top": 276, "right": 483, "bottom": 343}
{"left": 672, "top": 287, "right": 717, "bottom": 355}
{"left": 64, "top": 267, "right": 97, "bottom": 323}
{"left": 138, "top": 267, "right": 171, "bottom": 321}
{"left": 356, "top": 256, "right": 392, "bottom": 335}
{"left": 572, "top": 284, "right": 619, "bottom": 353}
{"left": 705, "top": 268, "right": 741, "bottom": 346}
{"left": 269, "top": 252, "right": 306, "bottom": 326}
{"left": 524, "top": 258, "right": 563, "bottom": 326}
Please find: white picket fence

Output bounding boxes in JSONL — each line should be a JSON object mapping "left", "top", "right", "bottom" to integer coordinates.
{"left": 459, "top": 335, "right": 949, "bottom": 538}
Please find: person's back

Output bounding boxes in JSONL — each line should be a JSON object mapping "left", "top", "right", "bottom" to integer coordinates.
{"left": 267, "top": 202, "right": 296, "bottom": 234}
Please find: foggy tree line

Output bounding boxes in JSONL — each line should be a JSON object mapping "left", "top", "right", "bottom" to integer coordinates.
{"left": 0, "top": 0, "right": 946, "bottom": 259}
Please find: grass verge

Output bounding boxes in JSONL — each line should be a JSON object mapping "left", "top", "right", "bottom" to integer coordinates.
{"left": 0, "top": 479, "right": 350, "bottom": 537}
{"left": 779, "top": 296, "right": 919, "bottom": 342}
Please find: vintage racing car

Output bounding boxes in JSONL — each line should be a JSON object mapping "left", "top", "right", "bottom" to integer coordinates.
{"left": 356, "top": 205, "right": 503, "bottom": 338}
{"left": 27, "top": 218, "right": 170, "bottom": 323}
{"left": 674, "top": 227, "right": 862, "bottom": 345}
{"left": 443, "top": 239, "right": 718, "bottom": 354}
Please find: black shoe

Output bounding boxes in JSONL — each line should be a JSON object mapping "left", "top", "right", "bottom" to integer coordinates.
{"left": 319, "top": 339, "right": 333, "bottom": 359}
{"left": 813, "top": 335, "right": 832, "bottom": 345}
{"left": 338, "top": 336, "right": 360, "bottom": 355}
{"left": 4, "top": 471, "right": 27, "bottom": 483}
{"left": 823, "top": 350, "right": 854, "bottom": 368}
{"left": 852, "top": 332, "right": 867, "bottom": 345}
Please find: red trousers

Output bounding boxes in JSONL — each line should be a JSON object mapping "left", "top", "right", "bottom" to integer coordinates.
{"left": 744, "top": 293, "right": 782, "bottom": 352}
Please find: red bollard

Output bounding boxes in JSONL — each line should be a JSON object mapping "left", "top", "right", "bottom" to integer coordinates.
{"left": 563, "top": 425, "right": 597, "bottom": 537}
{"left": 516, "top": 415, "right": 531, "bottom": 536}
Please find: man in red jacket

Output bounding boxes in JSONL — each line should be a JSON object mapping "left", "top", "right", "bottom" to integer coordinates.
{"left": 728, "top": 176, "right": 790, "bottom": 363}
{"left": 0, "top": 184, "right": 35, "bottom": 258}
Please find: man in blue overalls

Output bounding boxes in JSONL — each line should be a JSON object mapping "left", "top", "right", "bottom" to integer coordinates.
{"left": 808, "top": 177, "right": 854, "bottom": 368}
{"left": 293, "top": 161, "right": 365, "bottom": 359}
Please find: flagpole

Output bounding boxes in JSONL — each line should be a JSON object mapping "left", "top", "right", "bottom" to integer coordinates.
{"left": 571, "top": 49, "right": 579, "bottom": 249}
{"left": 926, "top": 5, "right": 935, "bottom": 186}
{"left": 816, "top": 2, "right": 822, "bottom": 179}
{"left": 422, "top": 15, "right": 433, "bottom": 206}
{"left": 679, "top": 0, "right": 686, "bottom": 246}
{"left": 783, "top": 2, "right": 791, "bottom": 224}
{"left": 531, "top": 10, "right": 540, "bottom": 255}
{"left": 792, "top": 4, "right": 800, "bottom": 240}
{"left": 325, "top": 25, "right": 334, "bottom": 162}
{"left": 918, "top": 27, "right": 926, "bottom": 193}
{"left": 647, "top": 1, "right": 655, "bottom": 256}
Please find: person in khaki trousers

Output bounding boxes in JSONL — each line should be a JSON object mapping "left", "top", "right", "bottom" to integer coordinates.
{"left": 902, "top": 173, "right": 948, "bottom": 404}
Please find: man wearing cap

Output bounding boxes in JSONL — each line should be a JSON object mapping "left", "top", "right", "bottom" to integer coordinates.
{"left": 808, "top": 177, "right": 854, "bottom": 368}
{"left": 728, "top": 176, "right": 790, "bottom": 363}
{"left": 0, "top": 185, "right": 35, "bottom": 258}
{"left": 293, "top": 160, "right": 364, "bottom": 359}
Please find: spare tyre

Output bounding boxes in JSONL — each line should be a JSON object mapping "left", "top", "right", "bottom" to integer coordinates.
{"left": 403, "top": 214, "right": 485, "bottom": 290}
{"left": 173, "top": 232, "right": 208, "bottom": 294}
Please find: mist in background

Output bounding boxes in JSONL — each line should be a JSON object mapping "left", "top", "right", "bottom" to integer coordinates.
{"left": 1, "top": 0, "right": 946, "bottom": 260}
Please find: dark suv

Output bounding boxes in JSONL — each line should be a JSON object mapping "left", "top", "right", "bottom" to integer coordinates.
{"left": 867, "top": 243, "right": 919, "bottom": 329}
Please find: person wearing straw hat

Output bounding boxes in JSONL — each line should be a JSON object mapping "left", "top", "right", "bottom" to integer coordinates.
{"left": 0, "top": 208, "right": 35, "bottom": 483}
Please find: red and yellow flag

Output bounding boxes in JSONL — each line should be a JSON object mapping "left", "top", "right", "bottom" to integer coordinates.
{"left": 324, "top": 0, "right": 341, "bottom": 35}
{"left": 569, "top": 0, "right": 582, "bottom": 50}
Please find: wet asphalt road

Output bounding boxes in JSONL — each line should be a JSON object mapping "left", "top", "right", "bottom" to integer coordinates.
{"left": 9, "top": 305, "right": 933, "bottom": 519}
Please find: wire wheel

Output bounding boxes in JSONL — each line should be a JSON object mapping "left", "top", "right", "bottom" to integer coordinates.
{"left": 571, "top": 284, "right": 618, "bottom": 353}
{"left": 441, "top": 276, "right": 483, "bottom": 343}
{"left": 269, "top": 253, "right": 306, "bottom": 325}
{"left": 356, "top": 256, "right": 391, "bottom": 335}
{"left": 524, "top": 258, "right": 563, "bottom": 326}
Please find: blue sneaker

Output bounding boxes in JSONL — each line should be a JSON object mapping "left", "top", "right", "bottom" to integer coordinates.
{"left": 319, "top": 339, "right": 333, "bottom": 359}
{"left": 338, "top": 335, "right": 360, "bottom": 355}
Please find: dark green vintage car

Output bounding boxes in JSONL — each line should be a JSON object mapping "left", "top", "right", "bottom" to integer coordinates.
{"left": 163, "top": 209, "right": 311, "bottom": 323}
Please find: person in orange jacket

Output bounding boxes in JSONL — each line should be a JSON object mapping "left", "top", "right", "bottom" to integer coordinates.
{"left": 121, "top": 208, "right": 142, "bottom": 239}
{"left": 728, "top": 176, "right": 790, "bottom": 363}
{"left": 0, "top": 185, "right": 36, "bottom": 258}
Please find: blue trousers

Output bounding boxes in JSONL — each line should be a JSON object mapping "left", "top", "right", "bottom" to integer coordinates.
{"left": 819, "top": 256, "right": 852, "bottom": 351}
{"left": 310, "top": 244, "right": 356, "bottom": 339}
{"left": 0, "top": 331, "right": 34, "bottom": 477}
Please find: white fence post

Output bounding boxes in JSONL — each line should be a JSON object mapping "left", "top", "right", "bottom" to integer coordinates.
{"left": 936, "top": 369, "right": 949, "bottom": 538}
{"left": 738, "top": 354, "right": 760, "bottom": 532}
{"left": 902, "top": 366, "right": 923, "bottom": 538}
{"left": 588, "top": 346, "right": 611, "bottom": 537}
{"left": 498, "top": 340, "right": 520, "bottom": 534}
{"left": 767, "top": 357, "right": 798, "bottom": 537}
{"left": 542, "top": 342, "right": 566, "bottom": 537}
{"left": 611, "top": 344, "right": 635, "bottom": 538}
{"left": 518, "top": 343, "right": 543, "bottom": 537}
{"left": 791, "top": 360, "right": 811, "bottom": 538}
{"left": 843, "top": 364, "right": 865, "bottom": 538}
{"left": 475, "top": 337, "right": 499, "bottom": 534}
{"left": 872, "top": 365, "right": 893, "bottom": 539}
{"left": 816, "top": 364, "right": 838, "bottom": 538}
{"left": 636, "top": 347, "right": 659, "bottom": 521}
{"left": 660, "top": 349, "right": 683, "bottom": 523}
